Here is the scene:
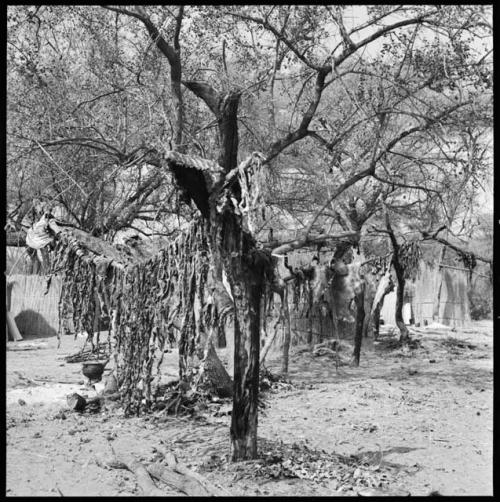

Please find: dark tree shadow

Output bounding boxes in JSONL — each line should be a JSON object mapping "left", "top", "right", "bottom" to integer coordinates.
{"left": 352, "top": 446, "right": 424, "bottom": 470}
{"left": 14, "top": 309, "right": 58, "bottom": 339}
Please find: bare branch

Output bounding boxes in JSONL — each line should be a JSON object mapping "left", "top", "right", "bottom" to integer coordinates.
{"left": 223, "top": 10, "right": 322, "bottom": 71}
{"left": 332, "top": 8, "right": 441, "bottom": 69}
{"left": 265, "top": 69, "right": 328, "bottom": 162}
{"left": 72, "top": 88, "right": 125, "bottom": 113}
{"left": 421, "top": 230, "right": 491, "bottom": 264}
{"left": 270, "top": 231, "right": 358, "bottom": 256}
{"left": 173, "top": 5, "right": 184, "bottom": 51}
{"left": 103, "top": 5, "right": 178, "bottom": 63}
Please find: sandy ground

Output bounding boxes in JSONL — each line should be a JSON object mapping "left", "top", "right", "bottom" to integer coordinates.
{"left": 6, "top": 321, "right": 493, "bottom": 497}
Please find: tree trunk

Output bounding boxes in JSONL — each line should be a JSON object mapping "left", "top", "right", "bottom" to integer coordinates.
{"left": 181, "top": 78, "right": 264, "bottom": 461}
{"left": 370, "top": 267, "right": 394, "bottom": 340}
{"left": 217, "top": 92, "right": 241, "bottom": 171}
{"left": 432, "top": 246, "right": 446, "bottom": 322}
{"left": 280, "top": 287, "right": 292, "bottom": 374}
{"left": 229, "top": 263, "right": 263, "bottom": 460}
{"left": 394, "top": 270, "right": 409, "bottom": 344}
{"left": 371, "top": 303, "right": 382, "bottom": 340}
{"left": 351, "top": 284, "right": 365, "bottom": 366}
{"left": 384, "top": 210, "right": 409, "bottom": 345}
{"left": 307, "top": 288, "right": 314, "bottom": 346}
{"left": 213, "top": 207, "right": 268, "bottom": 461}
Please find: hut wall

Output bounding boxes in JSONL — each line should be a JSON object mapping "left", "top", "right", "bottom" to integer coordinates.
{"left": 412, "top": 262, "right": 441, "bottom": 326}
{"left": 8, "top": 274, "right": 61, "bottom": 338}
{"left": 437, "top": 267, "right": 471, "bottom": 328}
{"left": 379, "top": 291, "right": 397, "bottom": 326}
{"left": 6, "top": 246, "right": 39, "bottom": 275}
{"left": 411, "top": 263, "right": 470, "bottom": 328}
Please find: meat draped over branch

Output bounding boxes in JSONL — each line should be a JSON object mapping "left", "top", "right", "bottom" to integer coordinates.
{"left": 46, "top": 215, "right": 213, "bottom": 415}
{"left": 25, "top": 151, "right": 274, "bottom": 416}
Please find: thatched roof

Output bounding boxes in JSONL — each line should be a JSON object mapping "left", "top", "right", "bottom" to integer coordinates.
{"left": 165, "top": 151, "right": 225, "bottom": 218}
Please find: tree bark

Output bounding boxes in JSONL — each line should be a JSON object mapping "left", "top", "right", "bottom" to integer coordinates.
{"left": 217, "top": 92, "right": 241, "bottom": 171}
{"left": 186, "top": 80, "right": 266, "bottom": 460}
{"left": 384, "top": 211, "right": 409, "bottom": 345}
{"left": 394, "top": 270, "right": 409, "bottom": 344}
{"left": 147, "top": 451, "right": 230, "bottom": 496}
{"left": 228, "top": 255, "right": 263, "bottom": 460}
{"left": 432, "top": 245, "right": 446, "bottom": 322}
{"left": 370, "top": 267, "right": 394, "bottom": 339}
{"left": 280, "top": 287, "right": 292, "bottom": 374}
{"left": 182, "top": 81, "right": 241, "bottom": 173}
{"left": 371, "top": 303, "right": 382, "bottom": 340}
{"left": 351, "top": 283, "right": 365, "bottom": 366}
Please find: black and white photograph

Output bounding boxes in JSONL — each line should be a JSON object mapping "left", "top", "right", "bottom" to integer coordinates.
{"left": 5, "top": 4, "right": 493, "bottom": 497}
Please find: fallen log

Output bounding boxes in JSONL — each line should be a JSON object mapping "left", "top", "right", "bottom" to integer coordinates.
{"left": 163, "top": 452, "right": 230, "bottom": 496}
{"left": 127, "top": 459, "right": 166, "bottom": 496}
{"left": 95, "top": 451, "right": 166, "bottom": 496}
{"left": 147, "top": 462, "right": 207, "bottom": 496}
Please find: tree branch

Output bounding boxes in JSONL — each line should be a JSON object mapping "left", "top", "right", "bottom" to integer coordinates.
{"left": 270, "top": 231, "right": 358, "bottom": 256}
{"left": 265, "top": 69, "right": 328, "bottom": 162}
{"left": 103, "top": 5, "right": 177, "bottom": 63}
{"left": 223, "top": 10, "right": 322, "bottom": 71}
{"left": 421, "top": 230, "right": 491, "bottom": 264}
{"left": 331, "top": 8, "right": 441, "bottom": 69}
{"left": 182, "top": 81, "right": 221, "bottom": 116}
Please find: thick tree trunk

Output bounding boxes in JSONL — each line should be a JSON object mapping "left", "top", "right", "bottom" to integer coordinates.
{"left": 182, "top": 79, "right": 265, "bottom": 461}
{"left": 351, "top": 284, "right": 365, "bottom": 366}
{"left": 229, "top": 264, "right": 263, "bottom": 460}
{"left": 214, "top": 208, "right": 268, "bottom": 461}
{"left": 217, "top": 93, "right": 240, "bottom": 171}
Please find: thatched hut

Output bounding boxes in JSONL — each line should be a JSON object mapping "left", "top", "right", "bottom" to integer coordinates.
{"left": 380, "top": 254, "right": 473, "bottom": 329}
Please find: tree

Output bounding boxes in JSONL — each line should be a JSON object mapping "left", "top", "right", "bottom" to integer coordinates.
{"left": 7, "top": 4, "right": 492, "bottom": 460}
